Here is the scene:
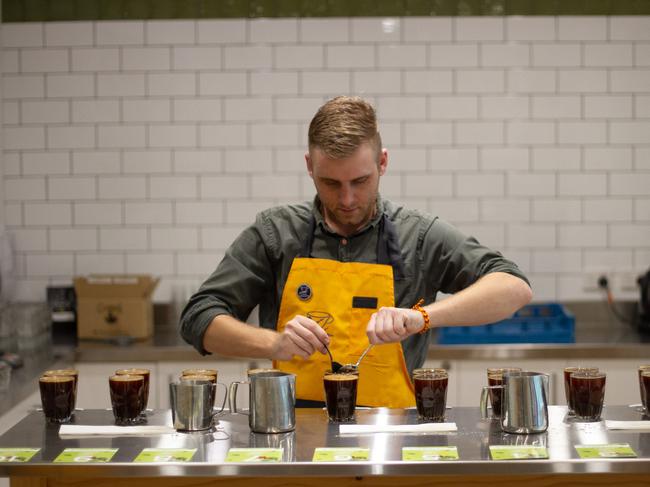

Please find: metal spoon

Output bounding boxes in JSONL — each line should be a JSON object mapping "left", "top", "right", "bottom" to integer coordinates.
{"left": 338, "top": 344, "right": 374, "bottom": 374}
{"left": 324, "top": 343, "right": 343, "bottom": 373}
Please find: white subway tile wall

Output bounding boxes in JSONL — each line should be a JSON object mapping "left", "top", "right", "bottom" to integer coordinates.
{"left": 1, "top": 16, "right": 649, "bottom": 303}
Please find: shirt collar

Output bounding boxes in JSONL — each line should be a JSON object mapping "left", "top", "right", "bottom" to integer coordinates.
{"left": 312, "top": 194, "right": 384, "bottom": 237}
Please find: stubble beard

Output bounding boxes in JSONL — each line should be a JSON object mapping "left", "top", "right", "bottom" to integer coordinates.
{"left": 325, "top": 196, "right": 378, "bottom": 236}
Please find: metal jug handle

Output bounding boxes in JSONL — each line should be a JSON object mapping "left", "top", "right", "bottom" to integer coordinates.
{"left": 480, "top": 385, "right": 503, "bottom": 419}
{"left": 228, "top": 380, "right": 249, "bottom": 415}
{"left": 212, "top": 382, "right": 229, "bottom": 417}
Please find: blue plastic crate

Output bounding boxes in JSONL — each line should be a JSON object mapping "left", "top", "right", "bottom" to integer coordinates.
{"left": 436, "top": 303, "right": 575, "bottom": 345}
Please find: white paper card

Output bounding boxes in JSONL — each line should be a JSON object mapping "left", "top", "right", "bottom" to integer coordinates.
{"left": 339, "top": 423, "right": 457, "bottom": 435}
{"left": 59, "top": 425, "right": 175, "bottom": 437}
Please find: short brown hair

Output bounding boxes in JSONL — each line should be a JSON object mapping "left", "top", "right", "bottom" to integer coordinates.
{"left": 308, "top": 96, "right": 382, "bottom": 161}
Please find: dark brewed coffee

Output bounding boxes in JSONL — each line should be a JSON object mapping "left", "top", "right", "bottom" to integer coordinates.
{"left": 39, "top": 375, "right": 75, "bottom": 423}
{"left": 642, "top": 372, "right": 650, "bottom": 414}
{"left": 564, "top": 367, "right": 598, "bottom": 414}
{"left": 487, "top": 375, "right": 504, "bottom": 417}
{"left": 563, "top": 368, "right": 575, "bottom": 411}
{"left": 109, "top": 374, "right": 145, "bottom": 425}
{"left": 324, "top": 373, "right": 358, "bottom": 422}
{"left": 570, "top": 372, "right": 606, "bottom": 421}
{"left": 116, "top": 368, "right": 150, "bottom": 414}
{"left": 42, "top": 369, "right": 78, "bottom": 410}
{"left": 414, "top": 374, "right": 447, "bottom": 422}
{"left": 486, "top": 367, "right": 521, "bottom": 418}
{"left": 638, "top": 366, "right": 650, "bottom": 411}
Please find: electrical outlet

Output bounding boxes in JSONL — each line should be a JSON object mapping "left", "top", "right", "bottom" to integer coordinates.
{"left": 583, "top": 270, "right": 610, "bottom": 292}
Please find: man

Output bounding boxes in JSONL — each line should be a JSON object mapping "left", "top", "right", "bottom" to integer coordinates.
{"left": 180, "top": 96, "right": 532, "bottom": 408}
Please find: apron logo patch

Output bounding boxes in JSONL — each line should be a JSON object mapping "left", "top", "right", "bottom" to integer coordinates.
{"left": 296, "top": 283, "right": 312, "bottom": 301}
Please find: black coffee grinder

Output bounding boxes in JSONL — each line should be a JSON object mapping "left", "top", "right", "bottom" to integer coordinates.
{"left": 47, "top": 286, "right": 77, "bottom": 347}
{"left": 638, "top": 268, "right": 650, "bottom": 333}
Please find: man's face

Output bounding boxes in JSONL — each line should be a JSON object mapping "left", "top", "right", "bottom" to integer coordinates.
{"left": 306, "top": 142, "right": 387, "bottom": 236}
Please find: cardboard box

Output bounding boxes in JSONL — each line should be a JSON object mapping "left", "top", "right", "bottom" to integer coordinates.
{"left": 74, "top": 275, "right": 159, "bottom": 340}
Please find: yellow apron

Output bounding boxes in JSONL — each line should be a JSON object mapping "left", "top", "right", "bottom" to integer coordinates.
{"left": 274, "top": 216, "right": 415, "bottom": 408}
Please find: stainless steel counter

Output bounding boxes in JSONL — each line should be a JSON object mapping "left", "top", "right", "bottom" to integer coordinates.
{"left": 1, "top": 406, "right": 649, "bottom": 477}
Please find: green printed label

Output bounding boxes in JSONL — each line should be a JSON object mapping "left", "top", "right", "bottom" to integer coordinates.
{"left": 0, "top": 448, "right": 40, "bottom": 462}
{"left": 312, "top": 447, "right": 370, "bottom": 462}
{"left": 489, "top": 445, "right": 548, "bottom": 460}
{"left": 402, "top": 446, "right": 459, "bottom": 461}
{"left": 133, "top": 448, "right": 197, "bottom": 463}
{"left": 225, "top": 448, "right": 283, "bottom": 463}
{"left": 53, "top": 448, "right": 118, "bottom": 463}
{"left": 575, "top": 443, "right": 637, "bottom": 459}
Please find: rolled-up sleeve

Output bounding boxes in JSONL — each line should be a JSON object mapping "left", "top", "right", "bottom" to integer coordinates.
{"left": 179, "top": 215, "right": 276, "bottom": 355}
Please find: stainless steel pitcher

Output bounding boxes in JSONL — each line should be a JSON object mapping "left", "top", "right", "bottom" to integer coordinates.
{"left": 169, "top": 379, "right": 227, "bottom": 432}
{"left": 480, "top": 371, "right": 549, "bottom": 434}
{"left": 229, "top": 370, "right": 296, "bottom": 433}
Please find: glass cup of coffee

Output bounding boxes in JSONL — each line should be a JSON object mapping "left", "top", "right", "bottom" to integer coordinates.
{"left": 181, "top": 374, "right": 216, "bottom": 384}
{"left": 247, "top": 368, "right": 280, "bottom": 377}
{"left": 638, "top": 365, "right": 650, "bottom": 412}
{"left": 39, "top": 375, "right": 75, "bottom": 423}
{"left": 109, "top": 374, "right": 145, "bottom": 425}
{"left": 570, "top": 370, "right": 606, "bottom": 422}
{"left": 413, "top": 369, "right": 448, "bottom": 422}
{"left": 42, "top": 369, "right": 78, "bottom": 411}
{"left": 182, "top": 368, "right": 217, "bottom": 380}
{"left": 323, "top": 371, "right": 358, "bottom": 422}
{"left": 641, "top": 370, "right": 650, "bottom": 416}
{"left": 412, "top": 367, "right": 446, "bottom": 378}
{"left": 115, "top": 368, "right": 150, "bottom": 416}
{"left": 486, "top": 367, "right": 522, "bottom": 417}
{"left": 564, "top": 366, "right": 598, "bottom": 415}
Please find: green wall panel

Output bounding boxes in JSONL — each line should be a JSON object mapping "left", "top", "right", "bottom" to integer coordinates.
{"left": 3, "top": 0, "right": 650, "bottom": 22}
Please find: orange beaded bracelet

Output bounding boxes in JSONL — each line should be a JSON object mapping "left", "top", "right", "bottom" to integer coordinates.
{"left": 412, "top": 299, "right": 430, "bottom": 335}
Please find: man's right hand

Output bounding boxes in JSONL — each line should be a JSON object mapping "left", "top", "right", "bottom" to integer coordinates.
{"left": 270, "top": 315, "right": 330, "bottom": 361}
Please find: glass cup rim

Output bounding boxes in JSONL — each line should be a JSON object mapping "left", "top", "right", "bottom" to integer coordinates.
{"left": 569, "top": 370, "right": 606, "bottom": 379}
{"left": 487, "top": 367, "right": 522, "bottom": 375}
{"left": 324, "top": 372, "right": 358, "bottom": 380}
{"left": 638, "top": 365, "right": 650, "bottom": 371}
{"left": 413, "top": 367, "right": 447, "bottom": 375}
{"left": 641, "top": 370, "right": 650, "bottom": 377}
{"left": 413, "top": 370, "right": 448, "bottom": 379}
{"left": 247, "top": 368, "right": 279, "bottom": 375}
{"left": 115, "top": 368, "right": 150, "bottom": 376}
{"left": 39, "top": 375, "right": 74, "bottom": 383}
{"left": 564, "top": 366, "right": 599, "bottom": 373}
{"left": 181, "top": 368, "right": 217, "bottom": 376}
{"left": 109, "top": 374, "right": 145, "bottom": 382}
{"left": 43, "top": 369, "right": 78, "bottom": 377}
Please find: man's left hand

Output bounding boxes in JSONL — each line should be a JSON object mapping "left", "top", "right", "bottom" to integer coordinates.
{"left": 366, "top": 307, "right": 425, "bottom": 344}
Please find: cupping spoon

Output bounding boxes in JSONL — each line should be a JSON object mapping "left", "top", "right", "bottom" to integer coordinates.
{"left": 324, "top": 343, "right": 343, "bottom": 373}
{"left": 338, "top": 344, "right": 374, "bottom": 374}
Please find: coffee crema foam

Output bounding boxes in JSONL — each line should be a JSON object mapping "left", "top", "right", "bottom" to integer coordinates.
{"left": 182, "top": 369, "right": 217, "bottom": 377}
{"left": 43, "top": 369, "right": 78, "bottom": 377}
{"left": 116, "top": 368, "right": 150, "bottom": 376}
{"left": 40, "top": 375, "right": 74, "bottom": 383}
{"left": 324, "top": 374, "right": 358, "bottom": 381}
{"left": 110, "top": 374, "right": 144, "bottom": 382}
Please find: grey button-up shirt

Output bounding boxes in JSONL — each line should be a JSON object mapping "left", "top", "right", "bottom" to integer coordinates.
{"left": 179, "top": 196, "right": 529, "bottom": 373}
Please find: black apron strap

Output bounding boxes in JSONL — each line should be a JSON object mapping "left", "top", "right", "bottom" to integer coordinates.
{"left": 378, "top": 214, "right": 406, "bottom": 280}
{"left": 298, "top": 216, "right": 317, "bottom": 258}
